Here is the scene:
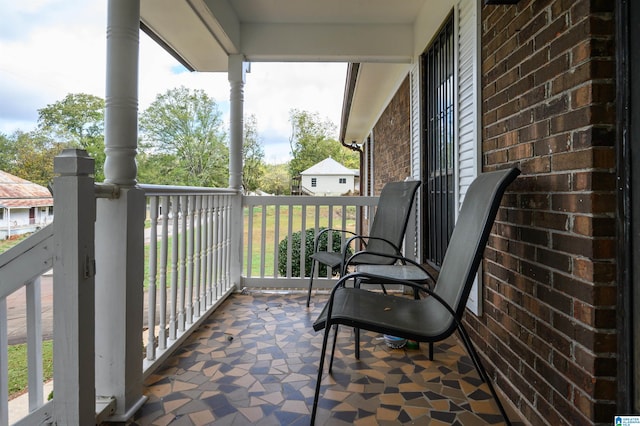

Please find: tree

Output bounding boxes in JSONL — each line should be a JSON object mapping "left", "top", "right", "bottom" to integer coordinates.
{"left": 37, "top": 93, "right": 106, "bottom": 181}
{"left": 0, "top": 132, "right": 17, "bottom": 172}
{"left": 11, "top": 131, "right": 65, "bottom": 186}
{"left": 288, "top": 109, "right": 359, "bottom": 178}
{"left": 140, "top": 87, "right": 228, "bottom": 187}
{"left": 259, "top": 163, "right": 290, "bottom": 195}
{"left": 242, "top": 114, "right": 265, "bottom": 192}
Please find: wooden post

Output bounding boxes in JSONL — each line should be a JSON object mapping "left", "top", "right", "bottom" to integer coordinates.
{"left": 52, "top": 148, "right": 96, "bottom": 424}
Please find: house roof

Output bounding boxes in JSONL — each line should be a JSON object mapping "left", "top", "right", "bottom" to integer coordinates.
{"left": 0, "top": 170, "right": 53, "bottom": 209}
{"left": 300, "top": 157, "right": 356, "bottom": 176}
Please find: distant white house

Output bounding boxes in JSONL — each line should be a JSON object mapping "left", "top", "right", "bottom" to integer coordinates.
{"left": 0, "top": 170, "right": 54, "bottom": 239}
{"left": 300, "top": 157, "right": 357, "bottom": 196}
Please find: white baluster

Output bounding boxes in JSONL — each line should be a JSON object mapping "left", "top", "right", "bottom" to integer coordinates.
{"left": 147, "top": 197, "right": 158, "bottom": 360}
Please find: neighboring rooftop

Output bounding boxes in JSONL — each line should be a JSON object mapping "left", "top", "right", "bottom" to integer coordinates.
{"left": 0, "top": 170, "right": 53, "bottom": 208}
{"left": 300, "top": 157, "right": 355, "bottom": 176}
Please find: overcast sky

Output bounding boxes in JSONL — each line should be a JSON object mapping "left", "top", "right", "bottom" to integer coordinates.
{"left": 0, "top": 1, "right": 347, "bottom": 164}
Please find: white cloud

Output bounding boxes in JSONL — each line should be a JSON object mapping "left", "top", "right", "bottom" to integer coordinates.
{"left": 0, "top": 2, "right": 346, "bottom": 164}
{"left": 244, "top": 62, "right": 347, "bottom": 163}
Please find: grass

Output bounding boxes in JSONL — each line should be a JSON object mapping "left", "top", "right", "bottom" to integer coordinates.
{"left": 0, "top": 234, "right": 30, "bottom": 254}
{"left": 7, "top": 340, "right": 54, "bottom": 399}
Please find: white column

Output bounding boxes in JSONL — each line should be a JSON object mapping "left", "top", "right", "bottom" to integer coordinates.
{"left": 95, "top": 0, "right": 147, "bottom": 420}
{"left": 227, "top": 55, "right": 247, "bottom": 289}
{"left": 228, "top": 55, "right": 248, "bottom": 191}
{"left": 104, "top": 0, "right": 139, "bottom": 186}
{"left": 52, "top": 149, "right": 96, "bottom": 425}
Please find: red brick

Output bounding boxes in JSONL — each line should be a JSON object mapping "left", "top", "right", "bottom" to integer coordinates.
{"left": 534, "top": 134, "right": 571, "bottom": 155}
{"left": 520, "top": 155, "right": 552, "bottom": 174}
{"left": 552, "top": 149, "right": 595, "bottom": 171}
{"left": 573, "top": 170, "right": 616, "bottom": 191}
{"left": 549, "top": 107, "right": 592, "bottom": 134}
{"left": 532, "top": 210, "right": 569, "bottom": 231}
{"left": 537, "top": 283, "right": 573, "bottom": 315}
{"left": 573, "top": 126, "right": 616, "bottom": 148}
{"left": 573, "top": 215, "right": 615, "bottom": 237}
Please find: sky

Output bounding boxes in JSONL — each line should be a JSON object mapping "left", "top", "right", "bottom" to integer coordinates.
{"left": 0, "top": 1, "right": 347, "bottom": 164}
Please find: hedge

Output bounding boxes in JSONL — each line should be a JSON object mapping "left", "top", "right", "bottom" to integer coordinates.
{"left": 277, "top": 228, "right": 352, "bottom": 278}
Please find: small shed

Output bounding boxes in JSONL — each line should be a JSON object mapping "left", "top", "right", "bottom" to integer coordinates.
{"left": 0, "top": 170, "right": 54, "bottom": 239}
{"left": 300, "top": 157, "right": 356, "bottom": 196}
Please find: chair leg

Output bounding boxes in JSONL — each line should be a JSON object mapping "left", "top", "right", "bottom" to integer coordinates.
{"left": 456, "top": 324, "right": 511, "bottom": 426}
{"left": 355, "top": 328, "right": 360, "bottom": 360}
{"left": 307, "top": 259, "right": 317, "bottom": 307}
{"left": 329, "top": 325, "right": 339, "bottom": 372}
{"left": 311, "top": 321, "right": 332, "bottom": 425}
{"left": 429, "top": 342, "right": 433, "bottom": 360}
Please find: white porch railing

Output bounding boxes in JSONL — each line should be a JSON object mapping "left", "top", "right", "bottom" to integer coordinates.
{"left": 242, "top": 195, "right": 378, "bottom": 288}
{"left": 0, "top": 226, "right": 54, "bottom": 426}
{"left": 140, "top": 185, "right": 239, "bottom": 375}
{"left": 1, "top": 151, "right": 381, "bottom": 425}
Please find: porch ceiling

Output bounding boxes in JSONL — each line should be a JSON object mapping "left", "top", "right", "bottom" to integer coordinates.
{"left": 140, "top": 0, "right": 448, "bottom": 146}
{"left": 140, "top": 0, "right": 426, "bottom": 71}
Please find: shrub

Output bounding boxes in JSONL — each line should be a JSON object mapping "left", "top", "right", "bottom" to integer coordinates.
{"left": 278, "top": 228, "right": 351, "bottom": 277}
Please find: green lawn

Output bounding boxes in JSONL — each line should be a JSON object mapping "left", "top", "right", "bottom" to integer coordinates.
{"left": 0, "top": 234, "right": 30, "bottom": 254}
{"left": 8, "top": 340, "right": 53, "bottom": 399}
{"left": 243, "top": 205, "right": 356, "bottom": 276}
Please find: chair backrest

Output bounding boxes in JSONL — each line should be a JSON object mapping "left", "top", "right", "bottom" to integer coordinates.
{"left": 434, "top": 167, "right": 520, "bottom": 319}
{"left": 366, "top": 180, "right": 421, "bottom": 256}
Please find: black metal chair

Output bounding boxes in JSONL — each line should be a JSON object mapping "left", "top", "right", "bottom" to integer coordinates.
{"left": 310, "top": 167, "right": 520, "bottom": 425}
{"left": 306, "top": 180, "right": 420, "bottom": 307}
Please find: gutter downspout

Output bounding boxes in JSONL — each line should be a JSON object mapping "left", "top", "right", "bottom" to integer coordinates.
{"left": 339, "top": 63, "right": 364, "bottom": 190}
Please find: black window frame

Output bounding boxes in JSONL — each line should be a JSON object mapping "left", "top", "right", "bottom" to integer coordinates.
{"left": 421, "top": 11, "right": 455, "bottom": 267}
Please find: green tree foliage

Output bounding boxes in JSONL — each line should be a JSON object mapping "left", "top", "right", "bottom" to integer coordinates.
{"left": 242, "top": 114, "right": 265, "bottom": 192}
{"left": 259, "top": 163, "right": 290, "bottom": 195}
{"left": 287, "top": 109, "right": 359, "bottom": 178}
{"left": 139, "top": 86, "right": 228, "bottom": 187}
{"left": 0, "top": 132, "right": 17, "bottom": 172}
{"left": 0, "top": 131, "right": 64, "bottom": 186}
{"left": 37, "top": 93, "right": 106, "bottom": 181}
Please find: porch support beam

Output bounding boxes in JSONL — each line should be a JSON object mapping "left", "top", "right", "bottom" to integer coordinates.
{"left": 95, "top": 0, "right": 147, "bottom": 421}
{"left": 104, "top": 0, "right": 140, "bottom": 186}
{"left": 227, "top": 54, "right": 246, "bottom": 289}
{"left": 228, "top": 54, "right": 247, "bottom": 191}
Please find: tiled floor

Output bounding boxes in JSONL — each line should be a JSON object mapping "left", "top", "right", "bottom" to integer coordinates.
{"left": 131, "top": 291, "right": 521, "bottom": 425}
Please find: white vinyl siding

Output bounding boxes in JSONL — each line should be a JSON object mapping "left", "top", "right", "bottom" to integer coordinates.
{"left": 409, "top": 63, "right": 421, "bottom": 260}
{"left": 457, "top": 0, "right": 481, "bottom": 314}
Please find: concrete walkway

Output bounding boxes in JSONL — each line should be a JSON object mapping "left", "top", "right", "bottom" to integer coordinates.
{"left": 5, "top": 273, "right": 53, "bottom": 345}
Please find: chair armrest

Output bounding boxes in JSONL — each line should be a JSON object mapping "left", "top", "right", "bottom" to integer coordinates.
{"left": 345, "top": 251, "right": 436, "bottom": 288}
{"left": 313, "top": 228, "right": 357, "bottom": 253}
{"left": 340, "top": 235, "right": 402, "bottom": 273}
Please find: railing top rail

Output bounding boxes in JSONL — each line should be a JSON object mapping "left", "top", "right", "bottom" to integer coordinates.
{"left": 0, "top": 224, "right": 54, "bottom": 298}
{"left": 140, "top": 184, "right": 239, "bottom": 197}
{"left": 243, "top": 195, "right": 379, "bottom": 207}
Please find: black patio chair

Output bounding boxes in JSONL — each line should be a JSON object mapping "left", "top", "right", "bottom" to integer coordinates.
{"left": 310, "top": 167, "right": 520, "bottom": 425}
{"left": 306, "top": 180, "right": 420, "bottom": 307}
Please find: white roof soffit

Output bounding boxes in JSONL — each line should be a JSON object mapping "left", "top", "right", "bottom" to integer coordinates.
{"left": 342, "top": 63, "right": 412, "bottom": 144}
{"left": 139, "top": 0, "right": 424, "bottom": 72}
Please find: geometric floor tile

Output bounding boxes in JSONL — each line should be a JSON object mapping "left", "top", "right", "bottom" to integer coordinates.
{"left": 130, "top": 291, "right": 524, "bottom": 425}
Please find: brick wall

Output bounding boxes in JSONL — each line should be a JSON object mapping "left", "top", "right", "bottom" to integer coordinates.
{"left": 372, "top": 76, "right": 412, "bottom": 195}
{"left": 474, "top": 1, "right": 617, "bottom": 424}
